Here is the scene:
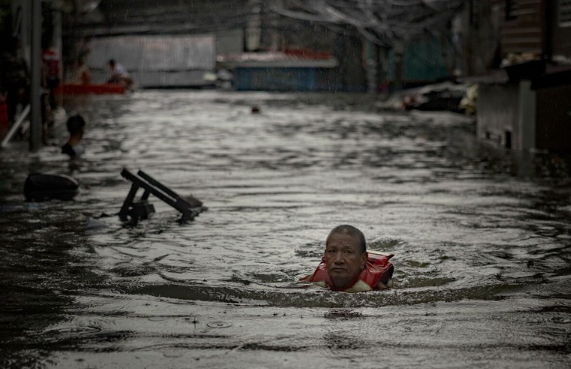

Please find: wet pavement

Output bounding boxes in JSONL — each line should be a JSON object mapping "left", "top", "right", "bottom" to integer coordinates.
{"left": 0, "top": 90, "right": 570, "bottom": 368}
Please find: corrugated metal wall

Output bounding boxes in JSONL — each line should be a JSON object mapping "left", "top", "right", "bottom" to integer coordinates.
{"left": 87, "top": 35, "right": 215, "bottom": 87}
{"left": 493, "top": 0, "right": 544, "bottom": 54}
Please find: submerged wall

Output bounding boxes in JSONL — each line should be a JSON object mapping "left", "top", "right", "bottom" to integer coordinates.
{"left": 477, "top": 83, "right": 521, "bottom": 149}
{"left": 478, "top": 76, "right": 571, "bottom": 152}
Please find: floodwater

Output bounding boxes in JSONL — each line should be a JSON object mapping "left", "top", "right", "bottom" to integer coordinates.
{"left": 1, "top": 90, "right": 570, "bottom": 368}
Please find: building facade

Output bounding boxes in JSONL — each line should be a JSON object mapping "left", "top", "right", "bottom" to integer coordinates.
{"left": 464, "top": 0, "right": 571, "bottom": 152}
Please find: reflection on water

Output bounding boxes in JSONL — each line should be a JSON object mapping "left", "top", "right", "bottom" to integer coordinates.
{"left": 1, "top": 91, "right": 570, "bottom": 368}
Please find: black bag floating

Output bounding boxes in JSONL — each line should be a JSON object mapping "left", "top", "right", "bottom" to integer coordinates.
{"left": 24, "top": 173, "right": 79, "bottom": 201}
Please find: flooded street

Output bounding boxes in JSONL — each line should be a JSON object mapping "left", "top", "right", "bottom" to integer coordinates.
{"left": 1, "top": 90, "right": 570, "bottom": 368}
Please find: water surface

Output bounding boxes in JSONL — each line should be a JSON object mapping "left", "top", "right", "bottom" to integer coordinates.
{"left": 1, "top": 91, "right": 570, "bottom": 368}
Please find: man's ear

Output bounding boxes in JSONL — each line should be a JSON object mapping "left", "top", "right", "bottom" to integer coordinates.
{"left": 361, "top": 251, "right": 368, "bottom": 269}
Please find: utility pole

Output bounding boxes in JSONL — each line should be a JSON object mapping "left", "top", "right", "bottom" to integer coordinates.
{"left": 30, "top": 0, "right": 42, "bottom": 152}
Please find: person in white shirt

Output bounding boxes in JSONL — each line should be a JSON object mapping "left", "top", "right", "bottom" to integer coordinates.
{"left": 107, "top": 59, "right": 133, "bottom": 88}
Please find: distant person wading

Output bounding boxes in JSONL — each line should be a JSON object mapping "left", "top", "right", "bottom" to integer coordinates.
{"left": 41, "top": 39, "right": 60, "bottom": 108}
{"left": 73, "top": 59, "right": 91, "bottom": 85}
{"left": 61, "top": 114, "right": 86, "bottom": 158}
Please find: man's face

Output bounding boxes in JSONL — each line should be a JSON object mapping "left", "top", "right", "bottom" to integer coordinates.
{"left": 324, "top": 232, "right": 367, "bottom": 289}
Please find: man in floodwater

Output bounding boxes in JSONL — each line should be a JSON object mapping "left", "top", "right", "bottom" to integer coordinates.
{"left": 301, "top": 225, "right": 394, "bottom": 292}
{"left": 61, "top": 114, "right": 86, "bottom": 158}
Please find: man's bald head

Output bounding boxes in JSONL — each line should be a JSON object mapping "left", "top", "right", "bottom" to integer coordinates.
{"left": 326, "top": 225, "right": 366, "bottom": 254}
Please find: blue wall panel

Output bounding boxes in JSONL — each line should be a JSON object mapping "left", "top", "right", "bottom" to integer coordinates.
{"left": 234, "top": 67, "right": 317, "bottom": 91}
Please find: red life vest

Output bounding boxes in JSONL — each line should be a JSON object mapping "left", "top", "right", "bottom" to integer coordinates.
{"left": 308, "top": 251, "right": 394, "bottom": 292}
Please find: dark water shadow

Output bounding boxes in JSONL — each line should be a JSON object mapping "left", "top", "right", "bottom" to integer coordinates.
{"left": 0, "top": 203, "right": 107, "bottom": 368}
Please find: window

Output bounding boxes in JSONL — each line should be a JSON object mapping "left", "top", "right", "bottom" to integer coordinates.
{"left": 560, "top": 0, "right": 571, "bottom": 27}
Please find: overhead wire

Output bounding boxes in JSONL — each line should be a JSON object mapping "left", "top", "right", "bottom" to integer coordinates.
{"left": 70, "top": 0, "right": 467, "bottom": 44}
{"left": 273, "top": 0, "right": 466, "bottom": 45}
